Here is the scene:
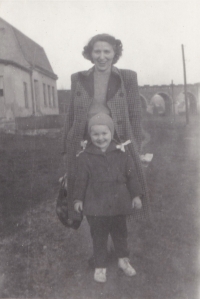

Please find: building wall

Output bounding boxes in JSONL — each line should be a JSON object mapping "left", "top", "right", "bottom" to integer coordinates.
{"left": 3, "top": 64, "right": 33, "bottom": 118}
{"left": 0, "top": 63, "right": 58, "bottom": 120}
{"left": 0, "top": 64, "right": 33, "bottom": 119}
{"left": 0, "top": 64, "right": 6, "bottom": 119}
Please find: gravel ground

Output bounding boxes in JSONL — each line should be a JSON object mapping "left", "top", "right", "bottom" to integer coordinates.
{"left": 0, "top": 115, "right": 199, "bottom": 299}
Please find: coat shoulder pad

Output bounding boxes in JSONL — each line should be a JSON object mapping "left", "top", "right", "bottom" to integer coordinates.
{"left": 71, "top": 72, "right": 79, "bottom": 81}
{"left": 119, "top": 69, "right": 138, "bottom": 91}
{"left": 119, "top": 69, "right": 137, "bottom": 78}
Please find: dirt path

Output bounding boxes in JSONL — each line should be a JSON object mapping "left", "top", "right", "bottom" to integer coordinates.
{"left": 0, "top": 117, "right": 199, "bottom": 299}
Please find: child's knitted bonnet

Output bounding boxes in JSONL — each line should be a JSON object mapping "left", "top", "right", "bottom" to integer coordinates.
{"left": 88, "top": 113, "right": 114, "bottom": 138}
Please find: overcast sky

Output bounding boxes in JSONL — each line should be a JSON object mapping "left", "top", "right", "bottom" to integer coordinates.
{"left": 0, "top": 0, "right": 199, "bottom": 89}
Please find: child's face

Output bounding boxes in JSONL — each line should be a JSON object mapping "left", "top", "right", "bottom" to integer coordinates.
{"left": 90, "top": 125, "right": 112, "bottom": 152}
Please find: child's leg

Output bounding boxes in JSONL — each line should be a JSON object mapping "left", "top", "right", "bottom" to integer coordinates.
{"left": 87, "top": 216, "right": 110, "bottom": 268}
{"left": 109, "top": 215, "right": 129, "bottom": 258}
{"left": 110, "top": 215, "right": 136, "bottom": 276}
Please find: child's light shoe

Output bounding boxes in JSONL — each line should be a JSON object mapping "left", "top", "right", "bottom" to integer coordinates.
{"left": 94, "top": 268, "right": 107, "bottom": 283}
{"left": 118, "top": 258, "right": 136, "bottom": 276}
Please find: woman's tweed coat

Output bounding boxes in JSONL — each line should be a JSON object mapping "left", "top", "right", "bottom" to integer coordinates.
{"left": 62, "top": 66, "right": 151, "bottom": 221}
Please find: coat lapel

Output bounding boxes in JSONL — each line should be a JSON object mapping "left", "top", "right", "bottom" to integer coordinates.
{"left": 106, "top": 71, "right": 121, "bottom": 100}
{"left": 107, "top": 71, "right": 128, "bottom": 142}
{"left": 78, "top": 68, "right": 94, "bottom": 98}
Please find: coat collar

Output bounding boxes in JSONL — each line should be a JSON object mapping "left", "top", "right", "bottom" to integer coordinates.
{"left": 80, "top": 65, "right": 120, "bottom": 77}
{"left": 78, "top": 66, "right": 121, "bottom": 100}
{"left": 85, "top": 140, "right": 119, "bottom": 155}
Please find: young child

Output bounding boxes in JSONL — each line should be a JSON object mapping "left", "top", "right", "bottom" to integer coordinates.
{"left": 73, "top": 113, "right": 143, "bottom": 283}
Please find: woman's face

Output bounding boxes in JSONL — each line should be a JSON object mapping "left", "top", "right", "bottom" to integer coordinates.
{"left": 91, "top": 41, "right": 115, "bottom": 72}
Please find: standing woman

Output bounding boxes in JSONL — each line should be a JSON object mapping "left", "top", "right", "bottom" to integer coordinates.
{"left": 62, "top": 34, "right": 151, "bottom": 222}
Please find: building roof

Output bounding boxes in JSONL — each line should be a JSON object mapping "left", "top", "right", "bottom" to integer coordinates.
{"left": 0, "top": 17, "right": 57, "bottom": 79}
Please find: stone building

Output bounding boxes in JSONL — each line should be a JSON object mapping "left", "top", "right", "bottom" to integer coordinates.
{"left": 139, "top": 83, "right": 200, "bottom": 116}
{"left": 0, "top": 17, "right": 59, "bottom": 131}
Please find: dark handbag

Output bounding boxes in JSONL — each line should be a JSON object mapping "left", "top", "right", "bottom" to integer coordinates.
{"left": 56, "top": 176, "right": 83, "bottom": 229}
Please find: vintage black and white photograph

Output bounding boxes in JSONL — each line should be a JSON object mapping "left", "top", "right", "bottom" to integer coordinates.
{"left": 0, "top": 0, "right": 199, "bottom": 298}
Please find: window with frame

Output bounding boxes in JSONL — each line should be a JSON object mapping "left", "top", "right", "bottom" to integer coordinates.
{"left": 23, "top": 82, "right": 29, "bottom": 108}
{"left": 43, "top": 83, "right": 47, "bottom": 107}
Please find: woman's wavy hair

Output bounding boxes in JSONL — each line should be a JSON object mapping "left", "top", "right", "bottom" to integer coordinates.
{"left": 82, "top": 34, "right": 123, "bottom": 65}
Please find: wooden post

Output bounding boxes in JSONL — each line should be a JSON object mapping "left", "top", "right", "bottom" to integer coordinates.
{"left": 181, "top": 44, "right": 189, "bottom": 124}
{"left": 171, "top": 80, "right": 176, "bottom": 123}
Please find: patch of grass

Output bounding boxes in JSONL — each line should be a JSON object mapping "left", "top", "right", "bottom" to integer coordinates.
{"left": 0, "top": 116, "right": 199, "bottom": 299}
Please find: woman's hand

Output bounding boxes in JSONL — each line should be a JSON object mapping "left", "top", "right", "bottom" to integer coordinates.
{"left": 74, "top": 201, "right": 83, "bottom": 213}
{"left": 132, "top": 196, "right": 142, "bottom": 209}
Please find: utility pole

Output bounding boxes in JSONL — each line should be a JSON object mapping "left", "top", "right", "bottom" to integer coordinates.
{"left": 181, "top": 44, "right": 189, "bottom": 124}
{"left": 171, "top": 80, "right": 176, "bottom": 123}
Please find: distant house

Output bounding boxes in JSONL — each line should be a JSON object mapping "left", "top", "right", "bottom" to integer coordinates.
{"left": 0, "top": 17, "right": 59, "bottom": 131}
{"left": 57, "top": 90, "right": 71, "bottom": 114}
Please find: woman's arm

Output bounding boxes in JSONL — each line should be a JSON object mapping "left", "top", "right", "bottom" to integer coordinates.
{"left": 73, "top": 154, "right": 89, "bottom": 204}
{"left": 62, "top": 73, "right": 77, "bottom": 154}
{"left": 125, "top": 152, "right": 143, "bottom": 199}
{"left": 125, "top": 71, "right": 142, "bottom": 152}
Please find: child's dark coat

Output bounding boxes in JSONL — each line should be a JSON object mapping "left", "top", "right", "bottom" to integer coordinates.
{"left": 73, "top": 141, "right": 142, "bottom": 216}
